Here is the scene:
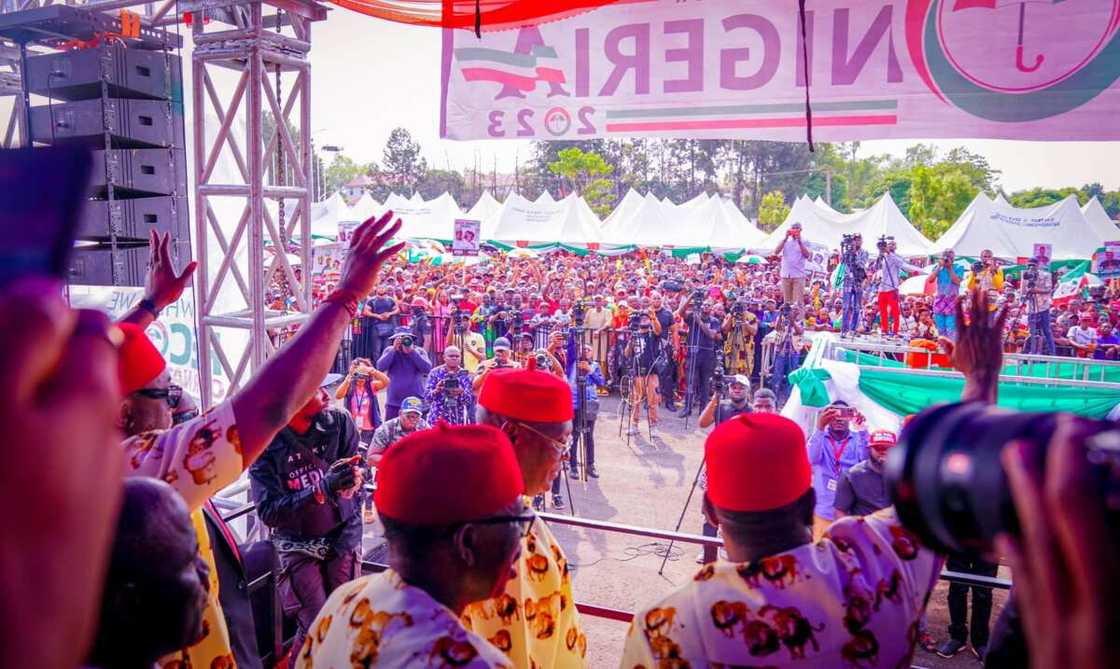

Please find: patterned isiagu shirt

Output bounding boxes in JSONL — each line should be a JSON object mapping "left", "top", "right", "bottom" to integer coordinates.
{"left": 295, "top": 570, "right": 511, "bottom": 668}
{"left": 621, "top": 508, "right": 943, "bottom": 669}
{"left": 121, "top": 402, "right": 245, "bottom": 669}
{"left": 463, "top": 516, "right": 587, "bottom": 668}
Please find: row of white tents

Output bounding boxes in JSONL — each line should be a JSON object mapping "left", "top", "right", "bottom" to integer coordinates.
{"left": 310, "top": 187, "right": 1118, "bottom": 259}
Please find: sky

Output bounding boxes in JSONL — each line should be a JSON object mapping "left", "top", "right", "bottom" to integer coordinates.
{"left": 307, "top": 12, "right": 1119, "bottom": 195}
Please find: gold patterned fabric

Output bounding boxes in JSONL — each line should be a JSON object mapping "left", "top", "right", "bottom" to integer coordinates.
{"left": 621, "top": 508, "right": 942, "bottom": 668}
{"left": 464, "top": 516, "right": 587, "bottom": 668}
{"left": 122, "top": 402, "right": 244, "bottom": 668}
{"left": 296, "top": 570, "right": 512, "bottom": 668}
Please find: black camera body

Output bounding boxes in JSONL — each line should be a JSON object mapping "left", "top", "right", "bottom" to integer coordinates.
{"left": 876, "top": 235, "right": 889, "bottom": 251}
{"left": 443, "top": 376, "right": 461, "bottom": 390}
{"left": 399, "top": 335, "right": 414, "bottom": 348}
{"left": 888, "top": 402, "right": 1120, "bottom": 557}
{"left": 972, "top": 261, "right": 985, "bottom": 274}
{"left": 690, "top": 288, "right": 705, "bottom": 305}
{"left": 571, "top": 300, "right": 586, "bottom": 327}
{"left": 628, "top": 311, "right": 643, "bottom": 332}
{"left": 534, "top": 351, "right": 550, "bottom": 369}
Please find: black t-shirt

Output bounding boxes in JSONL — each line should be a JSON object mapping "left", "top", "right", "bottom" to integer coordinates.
{"left": 653, "top": 307, "right": 674, "bottom": 339}
{"left": 687, "top": 314, "right": 722, "bottom": 352}
{"left": 631, "top": 331, "right": 660, "bottom": 374}
{"left": 714, "top": 400, "right": 751, "bottom": 424}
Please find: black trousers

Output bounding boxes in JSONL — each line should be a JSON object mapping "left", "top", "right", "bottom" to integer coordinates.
{"left": 947, "top": 555, "right": 999, "bottom": 648}
{"left": 569, "top": 421, "right": 597, "bottom": 472}
{"left": 682, "top": 351, "right": 715, "bottom": 412}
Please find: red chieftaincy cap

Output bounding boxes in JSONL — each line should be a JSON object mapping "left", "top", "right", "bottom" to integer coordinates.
{"left": 478, "top": 368, "right": 574, "bottom": 422}
{"left": 374, "top": 422, "right": 524, "bottom": 526}
{"left": 117, "top": 323, "right": 167, "bottom": 395}
{"left": 705, "top": 413, "right": 811, "bottom": 512}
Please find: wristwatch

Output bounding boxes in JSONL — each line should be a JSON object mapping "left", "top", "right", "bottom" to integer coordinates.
{"left": 137, "top": 297, "right": 161, "bottom": 319}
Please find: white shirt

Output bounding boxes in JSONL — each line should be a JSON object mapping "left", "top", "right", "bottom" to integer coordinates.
{"left": 781, "top": 237, "right": 807, "bottom": 279}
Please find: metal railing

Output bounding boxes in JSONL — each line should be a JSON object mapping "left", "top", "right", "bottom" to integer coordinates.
{"left": 830, "top": 337, "right": 1120, "bottom": 388}
{"left": 218, "top": 501, "right": 1013, "bottom": 624}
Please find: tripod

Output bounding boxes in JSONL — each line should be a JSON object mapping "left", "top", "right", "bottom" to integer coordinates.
{"left": 680, "top": 318, "right": 703, "bottom": 429}
{"left": 617, "top": 330, "right": 656, "bottom": 446}
{"left": 658, "top": 397, "right": 723, "bottom": 576}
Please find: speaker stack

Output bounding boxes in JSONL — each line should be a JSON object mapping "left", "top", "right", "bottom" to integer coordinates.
{"left": 0, "top": 5, "right": 190, "bottom": 287}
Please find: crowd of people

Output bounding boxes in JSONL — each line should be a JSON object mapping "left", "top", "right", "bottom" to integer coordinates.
{"left": 4, "top": 207, "right": 1119, "bottom": 669}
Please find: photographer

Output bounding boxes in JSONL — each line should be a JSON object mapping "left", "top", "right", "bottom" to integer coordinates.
{"left": 767, "top": 304, "right": 807, "bottom": 406}
{"left": 376, "top": 327, "right": 433, "bottom": 420}
{"left": 406, "top": 296, "right": 431, "bottom": 351}
{"left": 967, "top": 248, "right": 1005, "bottom": 295}
{"left": 806, "top": 401, "right": 869, "bottom": 539}
{"left": 696, "top": 375, "right": 754, "bottom": 563}
{"left": 774, "top": 221, "right": 811, "bottom": 305}
{"left": 423, "top": 346, "right": 475, "bottom": 425}
{"left": 568, "top": 343, "right": 606, "bottom": 479}
{"left": 839, "top": 233, "right": 870, "bottom": 336}
{"left": 933, "top": 249, "right": 964, "bottom": 337}
{"left": 651, "top": 291, "right": 678, "bottom": 409}
{"left": 1019, "top": 256, "right": 1056, "bottom": 355}
{"left": 471, "top": 337, "right": 522, "bottom": 393}
{"left": 248, "top": 381, "right": 363, "bottom": 660}
{"left": 446, "top": 307, "right": 486, "bottom": 372}
{"left": 584, "top": 294, "right": 613, "bottom": 383}
{"left": 721, "top": 297, "right": 759, "bottom": 377}
{"left": 335, "top": 358, "right": 389, "bottom": 444}
{"left": 367, "top": 397, "right": 430, "bottom": 466}
{"left": 674, "top": 297, "right": 722, "bottom": 418}
{"left": 623, "top": 311, "right": 664, "bottom": 436}
{"left": 871, "top": 237, "right": 922, "bottom": 335}
{"left": 358, "top": 284, "right": 399, "bottom": 362}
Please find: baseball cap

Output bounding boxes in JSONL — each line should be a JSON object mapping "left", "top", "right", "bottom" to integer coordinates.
{"left": 730, "top": 374, "right": 750, "bottom": 388}
{"left": 869, "top": 430, "right": 898, "bottom": 448}
{"left": 492, "top": 337, "right": 511, "bottom": 351}
{"left": 400, "top": 397, "right": 424, "bottom": 415}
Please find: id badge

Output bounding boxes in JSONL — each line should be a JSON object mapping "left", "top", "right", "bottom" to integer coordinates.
{"left": 826, "top": 478, "right": 838, "bottom": 493}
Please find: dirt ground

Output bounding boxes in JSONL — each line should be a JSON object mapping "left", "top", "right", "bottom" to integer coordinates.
{"left": 361, "top": 394, "right": 1009, "bottom": 668}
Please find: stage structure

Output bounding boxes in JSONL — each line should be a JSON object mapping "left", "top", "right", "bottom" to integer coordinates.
{"left": 189, "top": 0, "right": 325, "bottom": 406}
{"left": 0, "top": 0, "right": 327, "bottom": 406}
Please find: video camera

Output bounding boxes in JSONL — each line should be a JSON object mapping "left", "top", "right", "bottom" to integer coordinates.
{"left": 628, "top": 311, "right": 643, "bottom": 332}
{"left": 690, "top": 288, "right": 705, "bottom": 306}
{"left": 443, "top": 376, "right": 461, "bottom": 390}
{"left": 876, "top": 235, "right": 890, "bottom": 252}
{"left": 571, "top": 299, "right": 586, "bottom": 327}
{"left": 841, "top": 233, "right": 859, "bottom": 254}
{"left": 887, "top": 402, "right": 1120, "bottom": 556}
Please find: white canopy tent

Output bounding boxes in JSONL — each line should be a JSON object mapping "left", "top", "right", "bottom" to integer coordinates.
{"left": 467, "top": 190, "right": 502, "bottom": 222}
{"left": 716, "top": 196, "right": 767, "bottom": 248}
{"left": 380, "top": 191, "right": 464, "bottom": 240}
{"left": 935, "top": 194, "right": 1110, "bottom": 259}
{"left": 813, "top": 195, "right": 838, "bottom": 214}
{"left": 347, "top": 193, "right": 380, "bottom": 222}
{"left": 484, "top": 193, "right": 604, "bottom": 245}
{"left": 307, "top": 192, "right": 350, "bottom": 239}
{"left": 603, "top": 188, "right": 644, "bottom": 229}
{"left": 1082, "top": 197, "right": 1119, "bottom": 242}
{"left": 760, "top": 193, "right": 935, "bottom": 256}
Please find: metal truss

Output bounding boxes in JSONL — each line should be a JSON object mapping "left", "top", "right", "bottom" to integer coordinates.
{"left": 191, "top": 0, "right": 325, "bottom": 406}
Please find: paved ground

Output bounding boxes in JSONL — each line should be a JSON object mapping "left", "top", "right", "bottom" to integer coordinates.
{"left": 361, "top": 394, "right": 1008, "bottom": 668}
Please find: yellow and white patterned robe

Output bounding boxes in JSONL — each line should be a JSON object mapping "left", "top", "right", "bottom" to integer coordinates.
{"left": 463, "top": 517, "right": 587, "bottom": 668}
{"left": 296, "top": 570, "right": 512, "bottom": 668}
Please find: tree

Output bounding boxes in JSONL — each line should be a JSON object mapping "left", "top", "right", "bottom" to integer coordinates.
{"left": 416, "top": 169, "right": 466, "bottom": 202}
{"left": 382, "top": 127, "right": 428, "bottom": 195}
{"left": 548, "top": 147, "right": 615, "bottom": 216}
{"left": 323, "top": 154, "right": 370, "bottom": 196}
{"left": 908, "top": 166, "right": 978, "bottom": 240}
{"left": 758, "top": 190, "right": 791, "bottom": 231}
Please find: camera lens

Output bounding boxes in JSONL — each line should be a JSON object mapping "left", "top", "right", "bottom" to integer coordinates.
{"left": 887, "top": 402, "right": 1118, "bottom": 556}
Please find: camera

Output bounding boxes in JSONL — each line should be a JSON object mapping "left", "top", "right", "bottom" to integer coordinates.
{"left": 840, "top": 233, "right": 858, "bottom": 253}
{"left": 571, "top": 300, "right": 586, "bottom": 327}
{"left": 661, "top": 279, "right": 683, "bottom": 293}
{"left": 399, "top": 335, "right": 414, "bottom": 348}
{"left": 887, "top": 402, "right": 1120, "bottom": 556}
{"left": 628, "top": 311, "right": 643, "bottom": 332}
{"left": 779, "top": 303, "right": 792, "bottom": 318}
{"left": 1023, "top": 267, "right": 1038, "bottom": 288}
{"left": 876, "top": 235, "right": 889, "bottom": 251}
{"left": 972, "top": 261, "right": 984, "bottom": 274}
{"left": 443, "top": 376, "right": 460, "bottom": 390}
{"left": 534, "top": 351, "right": 550, "bottom": 369}
{"left": 690, "top": 288, "right": 705, "bottom": 305}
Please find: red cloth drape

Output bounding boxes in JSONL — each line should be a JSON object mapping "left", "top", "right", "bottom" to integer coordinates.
{"left": 329, "top": 0, "right": 623, "bottom": 32}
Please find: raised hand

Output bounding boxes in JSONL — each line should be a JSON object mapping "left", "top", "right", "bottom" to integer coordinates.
{"left": 940, "top": 289, "right": 1006, "bottom": 403}
{"left": 144, "top": 229, "right": 198, "bottom": 310}
{"left": 338, "top": 211, "right": 404, "bottom": 299}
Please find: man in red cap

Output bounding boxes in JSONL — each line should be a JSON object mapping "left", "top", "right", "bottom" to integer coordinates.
{"left": 114, "top": 213, "right": 404, "bottom": 667}
{"left": 465, "top": 368, "right": 587, "bottom": 668}
{"left": 834, "top": 429, "right": 896, "bottom": 519}
{"left": 296, "top": 423, "right": 528, "bottom": 668}
{"left": 622, "top": 413, "right": 941, "bottom": 668}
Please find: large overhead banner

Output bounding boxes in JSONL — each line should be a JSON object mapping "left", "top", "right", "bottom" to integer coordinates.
{"left": 440, "top": 0, "right": 1120, "bottom": 142}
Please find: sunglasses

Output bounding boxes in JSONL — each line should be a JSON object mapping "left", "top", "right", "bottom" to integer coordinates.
{"left": 133, "top": 384, "right": 183, "bottom": 408}
{"left": 509, "top": 420, "right": 569, "bottom": 457}
{"left": 458, "top": 507, "right": 537, "bottom": 539}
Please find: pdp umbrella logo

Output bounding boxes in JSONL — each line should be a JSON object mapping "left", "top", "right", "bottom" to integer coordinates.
{"left": 906, "top": 0, "right": 1120, "bottom": 121}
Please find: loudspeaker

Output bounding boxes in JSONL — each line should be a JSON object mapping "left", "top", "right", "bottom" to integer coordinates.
{"left": 68, "top": 245, "right": 147, "bottom": 286}
{"left": 86, "top": 149, "right": 184, "bottom": 197}
{"left": 77, "top": 195, "right": 188, "bottom": 240}
{"left": 25, "top": 46, "right": 179, "bottom": 101}
{"left": 30, "top": 98, "right": 180, "bottom": 148}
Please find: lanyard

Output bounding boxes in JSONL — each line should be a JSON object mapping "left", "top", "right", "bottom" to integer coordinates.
{"left": 826, "top": 433, "right": 850, "bottom": 464}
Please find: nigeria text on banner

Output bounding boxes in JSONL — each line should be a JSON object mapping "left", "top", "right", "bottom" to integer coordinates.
{"left": 440, "top": 0, "right": 1120, "bottom": 142}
